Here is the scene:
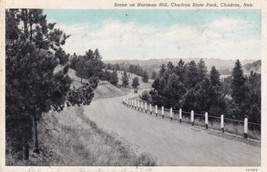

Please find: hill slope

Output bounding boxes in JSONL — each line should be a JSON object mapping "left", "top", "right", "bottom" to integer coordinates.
{"left": 67, "top": 68, "right": 128, "bottom": 100}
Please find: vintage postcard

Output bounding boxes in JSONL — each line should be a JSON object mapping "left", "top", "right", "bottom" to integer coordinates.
{"left": 0, "top": 0, "right": 266, "bottom": 172}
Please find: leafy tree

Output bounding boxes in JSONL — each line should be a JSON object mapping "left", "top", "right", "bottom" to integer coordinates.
{"left": 121, "top": 70, "right": 129, "bottom": 87}
{"left": 110, "top": 70, "right": 119, "bottom": 86}
{"left": 142, "top": 71, "right": 149, "bottom": 83}
{"left": 151, "top": 71, "right": 157, "bottom": 80}
{"left": 132, "top": 77, "right": 140, "bottom": 89}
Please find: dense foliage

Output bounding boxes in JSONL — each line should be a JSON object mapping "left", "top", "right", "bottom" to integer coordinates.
{"left": 147, "top": 59, "right": 261, "bottom": 124}
{"left": 6, "top": 9, "right": 102, "bottom": 161}
{"left": 70, "top": 49, "right": 104, "bottom": 83}
{"left": 122, "top": 70, "right": 129, "bottom": 87}
{"left": 132, "top": 77, "right": 140, "bottom": 89}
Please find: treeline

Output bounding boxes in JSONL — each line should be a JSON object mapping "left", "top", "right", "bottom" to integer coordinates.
{"left": 6, "top": 9, "right": 102, "bottom": 161}
{"left": 144, "top": 59, "right": 260, "bottom": 124}
{"left": 101, "top": 69, "right": 140, "bottom": 89}
{"left": 70, "top": 49, "right": 104, "bottom": 84}
{"left": 106, "top": 63, "right": 152, "bottom": 82}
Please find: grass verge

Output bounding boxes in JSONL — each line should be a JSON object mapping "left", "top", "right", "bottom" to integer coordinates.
{"left": 6, "top": 105, "right": 157, "bottom": 166}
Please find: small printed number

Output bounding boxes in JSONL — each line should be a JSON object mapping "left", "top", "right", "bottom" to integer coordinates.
{"left": 246, "top": 169, "right": 257, "bottom": 172}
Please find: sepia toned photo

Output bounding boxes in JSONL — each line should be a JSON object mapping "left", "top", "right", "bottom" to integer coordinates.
{"left": 1, "top": 0, "right": 266, "bottom": 171}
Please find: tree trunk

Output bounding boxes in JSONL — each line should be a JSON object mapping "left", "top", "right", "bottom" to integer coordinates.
{"left": 22, "top": 136, "right": 29, "bottom": 161}
{"left": 32, "top": 114, "right": 40, "bottom": 154}
{"left": 23, "top": 10, "right": 29, "bottom": 38}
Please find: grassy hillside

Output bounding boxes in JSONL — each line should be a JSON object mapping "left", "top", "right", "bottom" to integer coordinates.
{"left": 7, "top": 105, "right": 157, "bottom": 166}
{"left": 93, "top": 81, "right": 127, "bottom": 100}
{"left": 6, "top": 68, "right": 157, "bottom": 166}
{"left": 117, "top": 70, "right": 153, "bottom": 90}
{"left": 68, "top": 68, "right": 129, "bottom": 100}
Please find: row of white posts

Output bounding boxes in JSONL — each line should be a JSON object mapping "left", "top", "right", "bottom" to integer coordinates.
{"left": 123, "top": 98, "right": 249, "bottom": 139}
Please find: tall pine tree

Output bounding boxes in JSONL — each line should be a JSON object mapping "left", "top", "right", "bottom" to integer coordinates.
{"left": 6, "top": 9, "right": 97, "bottom": 160}
{"left": 142, "top": 71, "right": 149, "bottom": 83}
{"left": 197, "top": 59, "right": 208, "bottom": 82}
{"left": 132, "top": 77, "right": 140, "bottom": 89}
{"left": 122, "top": 70, "right": 129, "bottom": 87}
{"left": 185, "top": 60, "right": 199, "bottom": 89}
{"left": 110, "top": 70, "right": 119, "bottom": 86}
{"left": 231, "top": 60, "right": 247, "bottom": 105}
{"left": 231, "top": 60, "right": 249, "bottom": 119}
{"left": 210, "top": 66, "right": 221, "bottom": 86}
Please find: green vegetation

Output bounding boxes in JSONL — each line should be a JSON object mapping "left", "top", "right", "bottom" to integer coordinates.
{"left": 132, "top": 77, "right": 140, "bottom": 89}
{"left": 7, "top": 106, "right": 157, "bottom": 166}
{"left": 6, "top": 9, "right": 103, "bottom": 163}
{"left": 142, "top": 71, "right": 149, "bottom": 83}
{"left": 151, "top": 71, "right": 157, "bottom": 80}
{"left": 147, "top": 59, "right": 261, "bottom": 126}
{"left": 121, "top": 70, "right": 129, "bottom": 87}
{"left": 70, "top": 49, "right": 104, "bottom": 84}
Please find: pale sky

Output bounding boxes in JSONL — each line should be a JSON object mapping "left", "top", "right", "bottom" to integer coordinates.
{"left": 44, "top": 10, "right": 261, "bottom": 60}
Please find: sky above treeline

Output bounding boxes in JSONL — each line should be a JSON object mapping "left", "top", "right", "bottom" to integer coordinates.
{"left": 44, "top": 9, "right": 261, "bottom": 60}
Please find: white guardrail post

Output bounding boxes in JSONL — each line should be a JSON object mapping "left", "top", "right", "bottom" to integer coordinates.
{"left": 221, "top": 114, "right": 224, "bottom": 133}
{"left": 162, "top": 106, "right": 164, "bottom": 118}
{"left": 191, "top": 110, "right": 194, "bottom": 126}
{"left": 138, "top": 101, "right": 140, "bottom": 111}
{"left": 155, "top": 105, "right": 158, "bottom": 116}
{"left": 170, "top": 108, "right": 173, "bottom": 120}
{"left": 205, "top": 112, "right": 208, "bottom": 129}
{"left": 244, "top": 117, "right": 248, "bottom": 139}
{"left": 150, "top": 104, "right": 152, "bottom": 114}
{"left": 145, "top": 102, "right": 147, "bottom": 113}
{"left": 134, "top": 100, "right": 137, "bottom": 109}
{"left": 179, "top": 108, "right": 182, "bottom": 123}
{"left": 141, "top": 102, "right": 143, "bottom": 111}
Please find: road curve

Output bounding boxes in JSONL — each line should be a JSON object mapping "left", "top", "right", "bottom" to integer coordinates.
{"left": 83, "top": 94, "right": 260, "bottom": 166}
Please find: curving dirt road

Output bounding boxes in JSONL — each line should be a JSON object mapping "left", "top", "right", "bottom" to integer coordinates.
{"left": 83, "top": 93, "right": 260, "bottom": 166}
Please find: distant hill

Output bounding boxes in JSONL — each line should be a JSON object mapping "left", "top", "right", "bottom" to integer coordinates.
{"left": 104, "top": 58, "right": 260, "bottom": 75}
{"left": 243, "top": 60, "right": 261, "bottom": 74}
